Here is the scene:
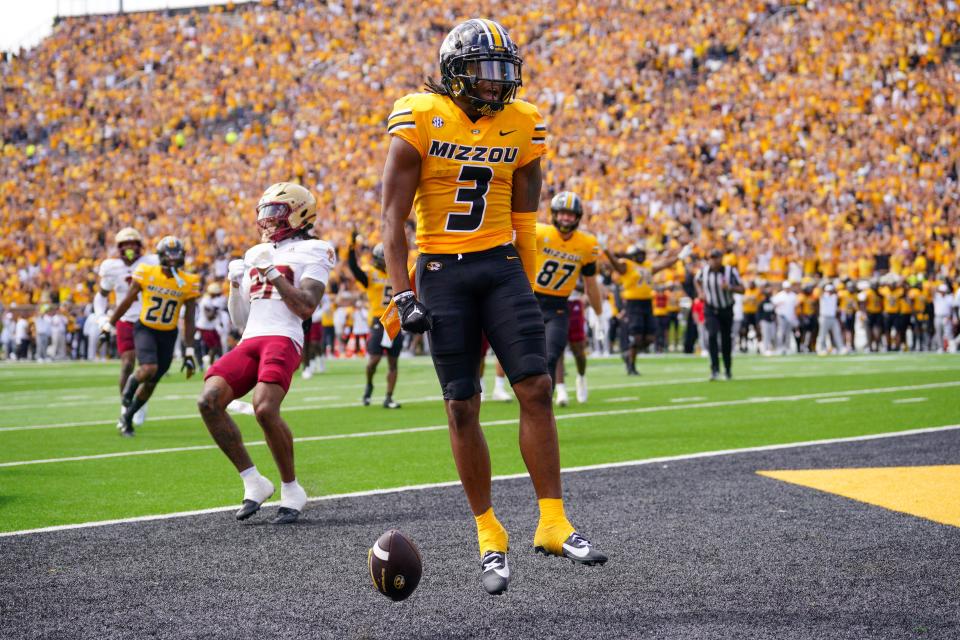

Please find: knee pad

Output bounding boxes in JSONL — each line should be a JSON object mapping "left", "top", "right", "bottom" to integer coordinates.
{"left": 442, "top": 377, "right": 480, "bottom": 401}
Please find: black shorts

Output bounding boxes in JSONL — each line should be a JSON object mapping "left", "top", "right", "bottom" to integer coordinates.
{"left": 626, "top": 299, "right": 654, "bottom": 336}
{"left": 417, "top": 244, "right": 547, "bottom": 401}
{"left": 742, "top": 312, "right": 758, "bottom": 329}
{"left": 868, "top": 312, "right": 884, "bottom": 330}
{"left": 133, "top": 322, "right": 178, "bottom": 380}
{"left": 536, "top": 293, "right": 569, "bottom": 383}
{"left": 368, "top": 319, "right": 403, "bottom": 358}
{"left": 884, "top": 313, "right": 901, "bottom": 334}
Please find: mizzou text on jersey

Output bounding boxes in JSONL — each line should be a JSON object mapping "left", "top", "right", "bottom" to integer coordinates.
{"left": 387, "top": 93, "right": 546, "bottom": 254}
{"left": 132, "top": 264, "right": 201, "bottom": 331}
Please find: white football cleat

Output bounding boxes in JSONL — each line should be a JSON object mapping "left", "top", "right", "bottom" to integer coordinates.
{"left": 491, "top": 388, "right": 512, "bottom": 402}
{"left": 575, "top": 375, "right": 588, "bottom": 403}
{"left": 301, "top": 367, "right": 313, "bottom": 380}
{"left": 555, "top": 385, "right": 569, "bottom": 407}
{"left": 227, "top": 399, "right": 255, "bottom": 415}
{"left": 132, "top": 404, "right": 147, "bottom": 427}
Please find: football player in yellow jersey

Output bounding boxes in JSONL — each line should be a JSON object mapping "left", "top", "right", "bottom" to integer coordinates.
{"left": 882, "top": 276, "right": 906, "bottom": 351}
{"left": 534, "top": 192, "right": 602, "bottom": 406}
{"left": 908, "top": 282, "right": 930, "bottom": 351}
{"left": 740, "top": 280, "right": 761, "bottom": 353}
{"left": 380, "top": 18, "right": 605, "bottom": 595}
{"left": 348, "top": 235, "right": 402, "bottom": 409}
{"left": 101, "top": 237, "right": 199, "bottom": 436}
{"left": 863, "top": 279, "right": 884, "bottom": 351}
{"left": 605, "top": 243, "right": 686, "bottom": 376}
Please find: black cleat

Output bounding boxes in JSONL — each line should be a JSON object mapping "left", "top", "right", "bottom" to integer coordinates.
{"left": 269, "top": 507, "right": 301, "bottom": 525}
{"left": 535, "top": 532, "right": 608, "bottom": 566}
{"left": 362, "top": 383, "right": 373, "bottom": 406}
{"left": 383, "top": 397, "right": 401, "bottom": 409}
{"left": 480, "top": 551, "right": 510, "bottom": 595}
{"left": 236, "top": 499, "right": 264, "bottom": 521}
{"left": 116, "top": 417, "right": 134, "bottom": 438}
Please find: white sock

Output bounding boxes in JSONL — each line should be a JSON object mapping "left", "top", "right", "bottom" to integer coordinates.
{"left": 556, "top": 383, "right": 567, "bottom": 394}
{"left": 479, "top": 377, "right": 486, "bottom": 394}
{"left": 240, "top": 466, "right": 273, "bottom": 501}
{"left": 494, "top": 375, "right": 507, "bottom": 392}
{"left": 280, "top": 480, "right": 307, "bottom": 511}
{"left": 577, "top": 374, "right": 585, "bottom": 384}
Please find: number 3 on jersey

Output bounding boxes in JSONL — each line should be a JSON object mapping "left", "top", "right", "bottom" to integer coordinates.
{"left": 445, "top": 165, "right": 493, "bottom": 232}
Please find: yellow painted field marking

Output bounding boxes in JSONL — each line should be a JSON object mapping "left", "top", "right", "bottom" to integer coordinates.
{"left": 758, "top": 465, "right": 960, "bottom": 527}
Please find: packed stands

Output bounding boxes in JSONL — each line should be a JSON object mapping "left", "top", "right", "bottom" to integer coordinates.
{"left": 0, "top": 0, "right": 958, "bottom": 344}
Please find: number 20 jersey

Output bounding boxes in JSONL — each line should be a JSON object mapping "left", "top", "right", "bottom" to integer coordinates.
{"left": 232, "top": 238, "right": 336, "bottom": 348}
{"left": 387, "top": 92, "right": 547, "bottom": 254}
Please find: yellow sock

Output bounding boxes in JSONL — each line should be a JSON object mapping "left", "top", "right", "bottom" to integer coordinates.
{"left": 475, "top": 507, "right": 509, "bottom": 557}
{"left": 533, "top": 498, "right": 575, "bottom": 554}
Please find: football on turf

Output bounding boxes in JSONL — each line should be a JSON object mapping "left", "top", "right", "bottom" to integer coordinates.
{"left": 368, "top": 529, "right": 422, "bottom": 601}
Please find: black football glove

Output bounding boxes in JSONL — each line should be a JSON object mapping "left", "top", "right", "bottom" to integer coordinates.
{"left": 393, "top": 290, "right": 431, "bottom": 334}
{"left": 181, "top": 347, "right": 197, "bottom": 379}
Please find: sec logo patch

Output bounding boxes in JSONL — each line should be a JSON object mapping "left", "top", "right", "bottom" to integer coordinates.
{"left": 432, "top": 117, "right": 444, "bottom": 128}
{"left": 426, "top": 261, "right": 442, "bottom": 271}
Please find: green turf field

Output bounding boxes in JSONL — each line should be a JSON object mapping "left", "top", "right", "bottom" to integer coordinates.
{"left": 1, "top": 353, "right": 958, "bottom": 534}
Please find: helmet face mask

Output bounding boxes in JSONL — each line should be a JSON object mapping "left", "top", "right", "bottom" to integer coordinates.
{"left": 256, "top": 183, "right": 317, "bottom": 243}
{"left": 115, "top": 227, "right": 143, "bottom": 265}
{"left": 156, "top": 236, "right": 185, "bottom": 269}
{"left": 550, "top": 192, "right": 584, "bottom": 234}
{"left": 439, "top": 19, "right": 523, "bottom": 117}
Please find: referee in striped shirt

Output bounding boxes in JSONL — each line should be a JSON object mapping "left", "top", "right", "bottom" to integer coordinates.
{"left": 695, "top": 249, "right": 745, "bottom": 380}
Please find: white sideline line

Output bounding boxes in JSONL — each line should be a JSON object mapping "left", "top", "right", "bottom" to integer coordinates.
{"left": 815, "top": 398, "right": 850, "bottom": 404}
{"left": 892, "top": 397, "right": 927, "bottom": 404}
{"left": 2, "top": 423, "right": 958, "bottom": 539}
{"left": 670, "top": 397, "right": 706, "bottom": 403}
{"left": 1, "top": 380, "right": 958, "bottom": 469}
{"left": 4, "top": 366, "right": 959, "bottom": 432}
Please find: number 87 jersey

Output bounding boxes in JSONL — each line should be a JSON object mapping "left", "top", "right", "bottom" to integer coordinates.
{"left": 386, "top": 92, "right": 546, "bottom": 255}
{"left": 533, "top": 223, "right": 600, "bottom": 299}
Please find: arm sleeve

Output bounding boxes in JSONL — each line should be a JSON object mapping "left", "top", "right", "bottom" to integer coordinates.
{"left": 347, "top": 246, "right": 369, "bottom": 288}
{"left": 93, "top": 292, "right": 110, "bottom": 316}
{"left": 301, "top": 242, "right": 337, "bottom": 286}
{"left": 227, "top": 285, "right": 249, "bottom": 333}
{"left": 511, "top": 212, "right": 537, "bottom": 285}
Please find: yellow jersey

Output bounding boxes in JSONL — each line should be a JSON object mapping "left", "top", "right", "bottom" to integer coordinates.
{"left": 865, "top": 289, "right": 883, "bottom": 314}
{"left": 361, "top": 268, "right": 393, "bottom": 325}
{"left": 882, "top": 286, "right": 903, "bottom": 314}
{"left": 387, "top": 93, "right": 547, "bottom": 254}
{"left": 742, "top": 286, "right": 761, "bottom": 314}
{"left": 533, "top": 223, "right": 598, "bottom": 298}
{"left": 132, "top": 264, "right": 201, "bottom": 331}
{"left": 620, "top": 260, "right": 654, "bottom": 300}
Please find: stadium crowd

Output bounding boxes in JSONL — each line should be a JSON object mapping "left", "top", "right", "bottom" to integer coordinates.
{"left": 1, "top": 0, "right": 959, "bottom": 360}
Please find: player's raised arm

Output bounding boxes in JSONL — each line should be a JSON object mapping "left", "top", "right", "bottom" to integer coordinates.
{"left": 511, "top": 157, "right": 542, "bottom": 284}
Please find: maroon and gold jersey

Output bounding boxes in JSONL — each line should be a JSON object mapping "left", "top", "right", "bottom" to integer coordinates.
{"left": 387, "top": 92, "right": 546, "bottom": 254}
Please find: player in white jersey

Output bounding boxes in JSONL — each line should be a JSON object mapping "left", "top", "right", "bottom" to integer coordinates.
{"left": 196, "top": 283, "right": 226, "bottom": 367}
{"left": 94, "top": 227, "right": 159, "bottom": 426}
{"left": 197, "top": 183, "right": 334, "bottom": 525}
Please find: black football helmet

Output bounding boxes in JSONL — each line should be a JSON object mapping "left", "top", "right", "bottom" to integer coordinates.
{"left": 550, "top": 191, "right": 584, "bottom": 233}
{"left": 156, "top": 236, "right": 185, "bottom": 269}
{"left": 372, "top": 243, "right": 386, "bottom": 271}
{"left": 438, "top": 19, "right": 522, "bottom": 116}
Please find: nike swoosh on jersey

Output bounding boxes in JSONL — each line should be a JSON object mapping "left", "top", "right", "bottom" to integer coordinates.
{"left": 499, "top": 129, "right": 517, "bottom": 136}
{"left": 562, "top": 542, "right": 591, "bottom": 558}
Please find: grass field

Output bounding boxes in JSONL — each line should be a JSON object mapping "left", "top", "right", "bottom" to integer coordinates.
{"left": 1, "top": 352, "right": 958, "bottom": 535}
